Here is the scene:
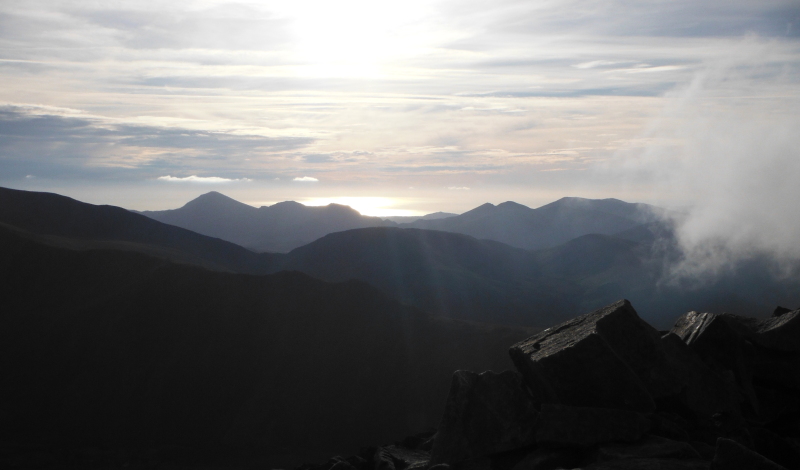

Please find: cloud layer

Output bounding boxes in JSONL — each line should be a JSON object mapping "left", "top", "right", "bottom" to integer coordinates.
{"left": 0, "top": 0, "right": 798, "bottom": 217}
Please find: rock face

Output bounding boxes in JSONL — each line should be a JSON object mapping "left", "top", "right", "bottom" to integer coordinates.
{"left": 299, "top": 300, "right": 800, "bottom": 470}
{"left": 429, "top": 371, "right": 538, "bottom": 465}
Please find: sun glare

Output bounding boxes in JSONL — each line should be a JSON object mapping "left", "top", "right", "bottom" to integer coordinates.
{"left": 272, "top": 0, "right": 437, "bottom": 78}
{"left": 300, "top": 197, "right": 423, "bottom": 217}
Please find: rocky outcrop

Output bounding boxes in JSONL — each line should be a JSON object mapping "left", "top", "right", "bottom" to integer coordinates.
{"left": 298, "top": 300, "right": 800, "bottom": 470}
{"left": 429, "top": 371, "right": 538, "bottom": 465}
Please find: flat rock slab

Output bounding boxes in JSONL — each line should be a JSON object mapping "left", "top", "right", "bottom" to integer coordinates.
{"left": 534, "top": 404, "right": 650, "bottom": 448}
{"left": 584, "top": 458, "right": 711, "bottom": 469}
{"left": 509, "top": 300, "right": 662, "bottom": 412}
{"left": 430, "top": 370, "right": 538, "bottom": 465}
{"left": 710, "top": 438, "right": 787, "bottom": 470}
{"left": 594, "top": 435, "right": 701, "bottom": 462}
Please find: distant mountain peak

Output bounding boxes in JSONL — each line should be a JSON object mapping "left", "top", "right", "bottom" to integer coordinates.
{"left": 182, "top": 191, "right": 254, "bottom": 211}
{"left": 496, "top": 201, "right": 531, "bottom": 210}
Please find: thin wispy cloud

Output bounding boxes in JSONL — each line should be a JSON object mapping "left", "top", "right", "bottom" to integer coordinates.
{"left": 157, "top": 175, "right": 252, "bottom": 183}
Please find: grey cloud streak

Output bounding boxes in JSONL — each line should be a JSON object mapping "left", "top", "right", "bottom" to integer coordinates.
{"left": 0, "top": 106, "right": 314, "bottom": 181}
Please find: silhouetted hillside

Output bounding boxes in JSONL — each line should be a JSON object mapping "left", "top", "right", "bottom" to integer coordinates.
{"left": 0, "top": 223, "right": 534, "bottom": 468}
{"left": 140, "top": 191, "right": 394, "bottom": 252}
{"left": 402, "top": 197, "right": 663, "bottom": 250}
{"left": 0, "top": 186, "right": 279, "bottom": 273}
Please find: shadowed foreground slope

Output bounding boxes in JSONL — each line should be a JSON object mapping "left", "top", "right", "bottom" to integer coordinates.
{"left": 0, "top": 224, "right": 534, "bottom": 468}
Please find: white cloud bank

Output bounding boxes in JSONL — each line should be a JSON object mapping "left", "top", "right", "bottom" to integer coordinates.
{"left": 157, "top": 175, "right": 252, "bottom": 183}
{"left": 293, "top": 176, "right": 319, "bottom": 182}
{"left": 615, "top": 40, "right": 800, "bottom": 278}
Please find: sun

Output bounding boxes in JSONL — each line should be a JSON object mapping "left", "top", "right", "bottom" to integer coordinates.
{"left": 272, "top": 0, "right": 437, "bottom": 78}
{"left": 301, "top": 197, "right": 423, "bottom": 217}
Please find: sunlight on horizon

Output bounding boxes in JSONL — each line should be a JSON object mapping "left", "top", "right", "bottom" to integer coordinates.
{"left": 300, "top": 197, "right": 424, "bottom": 217}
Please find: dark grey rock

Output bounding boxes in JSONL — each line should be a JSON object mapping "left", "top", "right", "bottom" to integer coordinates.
{"left": 772, "top": 307, "right": 792, "bottom": 318}
{"left": 429, "top": 370, "right": 538, "bottom": 465}
{"left": 671, "top": 312, "right": 760, "bottom": 415}
{"left": 710, "top": 438, "right": 787, "bottom": 470}
{"left": 374, "top": 446, "right": 429, "bottom": 470}
{"left": 534, "top": 404, "right": 650, "bottom": 447}
{"left": 509, "top": 447, "right": 582, "bottom": 470}
{"left": 584, "top": 458, "right": 711, "bottom": 469}
{"left": 509, "top": 300, "right": 660, "bottom": 412}
{"left": 750, "top": 427, "right": 800, "bottom": 470}
{"left": 659, "top": 333, "right": 743, "bottom": 418}
{"left": 594, "top": 435, "right": 701, "bottom": 462}
{"left": 749, "top": 310, "right": 800, "bottom": 353}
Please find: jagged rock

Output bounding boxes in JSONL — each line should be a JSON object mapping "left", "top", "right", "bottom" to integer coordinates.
{"left": 509, "top": 447, "right": 583, "bottom": 470}
{"left": 748, "top": 311, "right": 800, "bottom": 353}
{"left": 534, "top": 404, "right": 650, "bottom": 447}
{"left": 429, "top": 370, "right": 538, "bottom": 465}
{"left": 772, "top": 307, "right": 792, "bottom": 318}
{"left": 710, "top": 438, "right": 787, "bottom": 470}
{"left": 374, "top": 446, "right": 429, "bottom": 470}
{"left": 671, "top": 312, "right": 760, "bottom": 415}
{"left": 584, "top": 459, "right": 711, "bottom": 469}
{"left": 750, "top": 427, "right": 800, "bottom": 470}
{"left": 659, "top": 333, "right": 742, "bottom": 418}
{"left": 509, "top": 300, "right": 664, "bottom": 412}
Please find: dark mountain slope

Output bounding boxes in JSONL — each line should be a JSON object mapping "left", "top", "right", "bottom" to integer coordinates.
{"left": 403, "top": 197, "right": 661, "bottom": 250}
{"left": 141, "top": 192, "right": 394, "bottom": 252}
{"left": 0, "top": 224, "right": 533, "bottom": 467}
{"left": 278, "top": 226, "right": 800, "bottom": 329}
{"left": 280, "top": 227, "right": 576, "bottom": 327}
{"left": 0, "top": 186, "right": 279, "bottom": 273}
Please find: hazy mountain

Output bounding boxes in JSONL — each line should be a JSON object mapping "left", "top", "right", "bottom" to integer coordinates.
{"left": 4, "top": 187, "right": 798, "bottom": 330}
{"left": 0, "top": 186, "right": 278, "bottom": 273}
{"left": 0, "top": 222, "right": 534, "bottom": 467}
{"left": 140, "top": 191, "right": 394, "bottom": 252}
{"left": 276, "top": 226, "right": 800, "bottom": 329}
{"left": 401, "top": 197, "right": 664, "bottom": 250}
{"left": 382, "top": 211, "right": 458, "bottom": 224}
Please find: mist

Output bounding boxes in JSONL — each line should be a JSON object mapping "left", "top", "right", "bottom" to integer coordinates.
{"left": 615, "top": 38, "right": 800, "bottom": 280}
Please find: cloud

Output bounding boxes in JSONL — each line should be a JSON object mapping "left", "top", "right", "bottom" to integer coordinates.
{"left": 0, "top": 105, "right": 314, "bottom": 181}
{"left": 447, "top": 186, "right": 470, "bottom": 190}
{"left": 613, "top": 39, "right": 800, "bottom": 278}
{"left": 157, "top": 175, "right": 251, "bottom": 183}
{"left": 293, "top": 176, "right": 319, "bottom": 182}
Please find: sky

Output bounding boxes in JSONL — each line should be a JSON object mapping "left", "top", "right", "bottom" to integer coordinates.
{"left": 1, "top": 0, "right": 799, "bottom": 224}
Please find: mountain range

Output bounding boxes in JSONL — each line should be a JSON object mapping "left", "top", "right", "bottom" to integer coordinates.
{"left": 138, "top": 191, "right": 665, "bottom": 253}
{"left": 400, "top": 197, "right": 665, "bottom": 250}
{"left": 139, "top": 191, "right": 394, "bottom": 253}
{"left": 2, "top": 187, "right": 798, "bottom": 329}
{"left": 3, "top": 185, "right": 800, "bottom": 467}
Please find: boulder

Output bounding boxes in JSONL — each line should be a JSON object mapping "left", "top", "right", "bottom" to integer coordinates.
{"left": 670, "top": 312, "right": 760, "bottom": 414}
{"left": 509, "top": 300, "right": 664, "bottom": 412}
{"left": 659, "top": 333, "right": 742, "bottom": 418}
{"left": 710, "top": 438, "right": 787, "bottom": 470}
{"left": 534, "top": 404, "right": 650, "bottom": 448}
{"left": 429, "top": 370, "right": 538, "bottom": 465}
